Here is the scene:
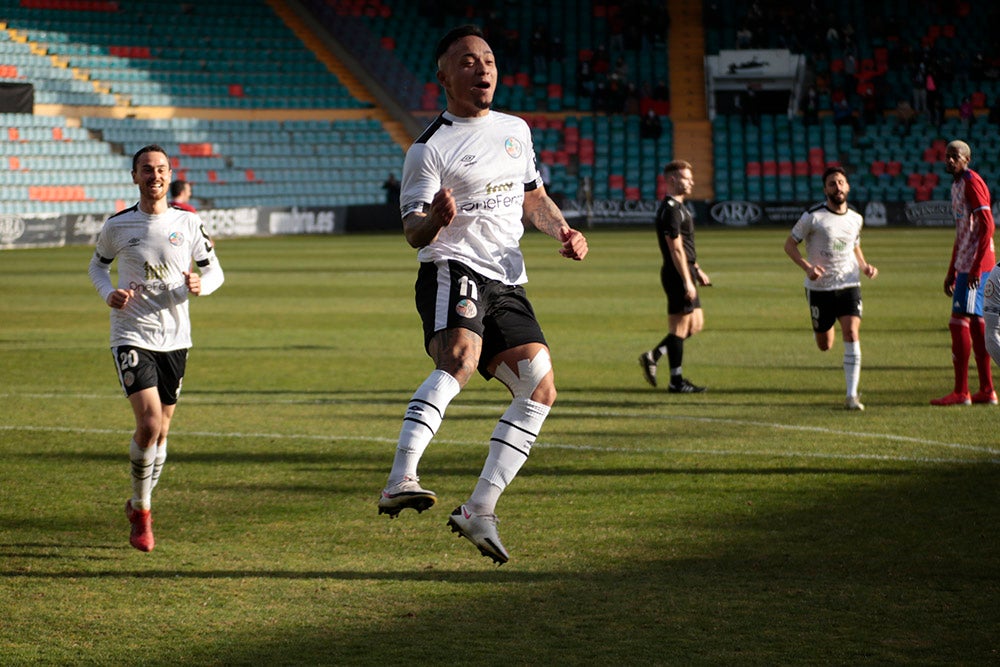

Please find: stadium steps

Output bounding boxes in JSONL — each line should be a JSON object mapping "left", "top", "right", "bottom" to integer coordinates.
{"left": 271, "top": 0, "right": 413, "bottom": 150}
{"left": 667, "top": 0, "right": 713, "bottom": 199}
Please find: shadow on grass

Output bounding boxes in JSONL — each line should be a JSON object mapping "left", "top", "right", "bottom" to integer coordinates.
{"left": 3, "top": 466, "right": 998, "bottom": 663}
{"left": 176, "top": 465, "right": 996, "bottom": 664}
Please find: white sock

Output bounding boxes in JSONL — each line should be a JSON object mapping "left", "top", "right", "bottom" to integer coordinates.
{"left": 387, "top": 370, "right": 461, "bottom": 485}
{"left": 150, "top": 439, "right": 167, "bottom": 489}
{"left": 467, "top": 398, "right": 550, "bottom": 515}
{"left": 129, "top": 438, "right": 156, "bottom": 511}
{"left": 844, "top": 340, "right": 861, "bottom": 397}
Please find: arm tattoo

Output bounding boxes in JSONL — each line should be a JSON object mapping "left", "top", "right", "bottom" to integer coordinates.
{"left": 526, "top": 196, "right": 566, "bottom": 239}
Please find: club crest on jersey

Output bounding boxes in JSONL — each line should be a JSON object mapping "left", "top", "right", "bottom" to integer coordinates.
{"left": 123, "top": 371, "right": 135, "bottom": 387}
{"left": 455, "top": 298, "right": 478, "bottom": 319}
{"left": 168, "top": 231, "right": 184, "bottom": 246}
{"left": 504, "top": 137, "right": 523, "bottom": 159}
{"left": 986, "top": 281, "right": 996, "bottom": 298}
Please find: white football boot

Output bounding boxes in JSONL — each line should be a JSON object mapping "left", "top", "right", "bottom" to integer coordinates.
{"left": 447, "top": 504, "right": 509, "bottom": 564}
{"left": 378, "top": 476, "right": 436, "bottom": 518}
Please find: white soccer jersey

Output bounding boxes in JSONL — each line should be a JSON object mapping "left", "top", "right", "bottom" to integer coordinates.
{"left": 790, "top": 203, "right": 864, "bottom": 291}
{"left": 88, "top": 205, "right": 222, "bottom": 351}
{"left": 400, "top": 110, "right": 542, "bottom": 285}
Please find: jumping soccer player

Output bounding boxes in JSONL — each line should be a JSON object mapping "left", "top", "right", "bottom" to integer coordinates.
{"left": 377, "top": 25, "right": 588, "bottom": 564}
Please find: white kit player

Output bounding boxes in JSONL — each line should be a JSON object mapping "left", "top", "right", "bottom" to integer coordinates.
{"left": 784, "top": 166, "right": 878, "bottom": 410}
{"left": 377, "top": 25, "right": 588, "bottom": 564}
{"left": 88, "top": 144, "right": 224, "bottom": 552}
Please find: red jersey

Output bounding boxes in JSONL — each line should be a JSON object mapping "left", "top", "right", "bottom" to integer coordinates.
{"left": 950, "top": 168, "right": 995, "bottom": 274}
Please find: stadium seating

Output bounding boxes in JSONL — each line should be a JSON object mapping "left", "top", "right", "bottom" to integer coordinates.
{"left": 0, "top": 0, "right": 363, "bottom": 109}
{"left": 7, "top": 0, "right": 1000, "bottom": 218}
{"left": 300, "top": 0, "right": 670, "bottom": 116}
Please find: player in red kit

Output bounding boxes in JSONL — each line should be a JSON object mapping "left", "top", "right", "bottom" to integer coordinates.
{"left": 931, "top": 140, "right": 997, "bottom": 406}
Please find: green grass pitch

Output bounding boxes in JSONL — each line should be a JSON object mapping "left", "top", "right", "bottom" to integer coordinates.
{"left": 1, "top": 227, "right": 998, "bottom": 664}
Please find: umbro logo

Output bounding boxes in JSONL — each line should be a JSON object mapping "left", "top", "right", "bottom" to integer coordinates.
{"left": 460, "top": 154, "right": 477, "bottom": 167}
{"left": 127, "top": 237, "right": 141, "bottom": 247}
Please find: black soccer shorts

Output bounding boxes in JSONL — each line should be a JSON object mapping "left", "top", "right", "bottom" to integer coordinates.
{"left": 414, "top": 259, "right": 547, "bottom": 378}
{"left": 806, "top": 286, "right": 863, "bottom": 333}
{"left": 112, "top": 345, "right": 188, "bottom": 405}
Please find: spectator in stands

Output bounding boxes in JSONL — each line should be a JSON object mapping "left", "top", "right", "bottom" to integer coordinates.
{"left": 971, "top": 52, "right": 985, "bottom": 83}
{"left": 653, "top": 79, "right": 670, "bottom": 101}
{"left": 926, "top": 70, "right": 944, "bottom": 127}
{"left": 624, "top": 82, "right": 641, "bottom": 115}
{"left": 861, "top": 85, "right": 880, "bottom": 128}
{"left": 912, "top": 64, "right": 927, "bottom": 114}
{"left": 168, "top": 179, "right": 196, "bottom": 212}
{"left": 801, "top": 85, "right": 820, "bottom": 126}
{"left": 736, "top": 22, "right": 753, "bottom": 49}
{"left": 832, "top": 95, "right": 857, "bottom": 130}
{"left": 530, "top": 23, "right": 548, "bottom": 77}
{"left": 640, "top": 108, "right": 663, "bottom": 140}
{"left": 989, "top": 97, "right": 1000, "bottom": 125}
{"left": 592, "top": 44, "right": 610, "bottom": 75}
{"left": 928, "top": 87, "right": 945, "bottom": 129}
{"left": 382, "top": 173, "right": 401, "bottom": 210}
{"left": 960, "top": 96, "right": 975, "bottom": 130}
{"left": 741, "top": 85, "right": 760, "bottom": 126}
{"left": 577, "top": 56, "right": 595, "bottom": 98}
{"left": 896, "top": 98, "right": 916, "bottom": 136}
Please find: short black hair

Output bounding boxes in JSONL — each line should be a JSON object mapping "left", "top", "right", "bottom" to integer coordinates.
{"left": 434, "top": 24, "right": 485, "bottom": 65}
{"left": 132, "top": 144, "right": 169, "bottom": 172}
{"left": 822, "top": 165, "right": 847, "bottom": 183}
{"left": 169, "top": 180, "right": 188, "bottom": 198}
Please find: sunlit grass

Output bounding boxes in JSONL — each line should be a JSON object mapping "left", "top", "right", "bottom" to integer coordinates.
{"left": 1, "top": 228, "right": 997, "bottom": 664}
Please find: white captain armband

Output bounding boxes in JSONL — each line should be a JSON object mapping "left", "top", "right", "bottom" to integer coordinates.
{"left": 401, "top": 201, "right": 428, "bottom": 217}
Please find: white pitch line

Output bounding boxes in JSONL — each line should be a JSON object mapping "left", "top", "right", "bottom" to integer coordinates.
{"left": 5, "top": 391, "right": 999, "bottom": 457}
{"left": 1, "top": 422, "right": 997, "bottom": 466}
